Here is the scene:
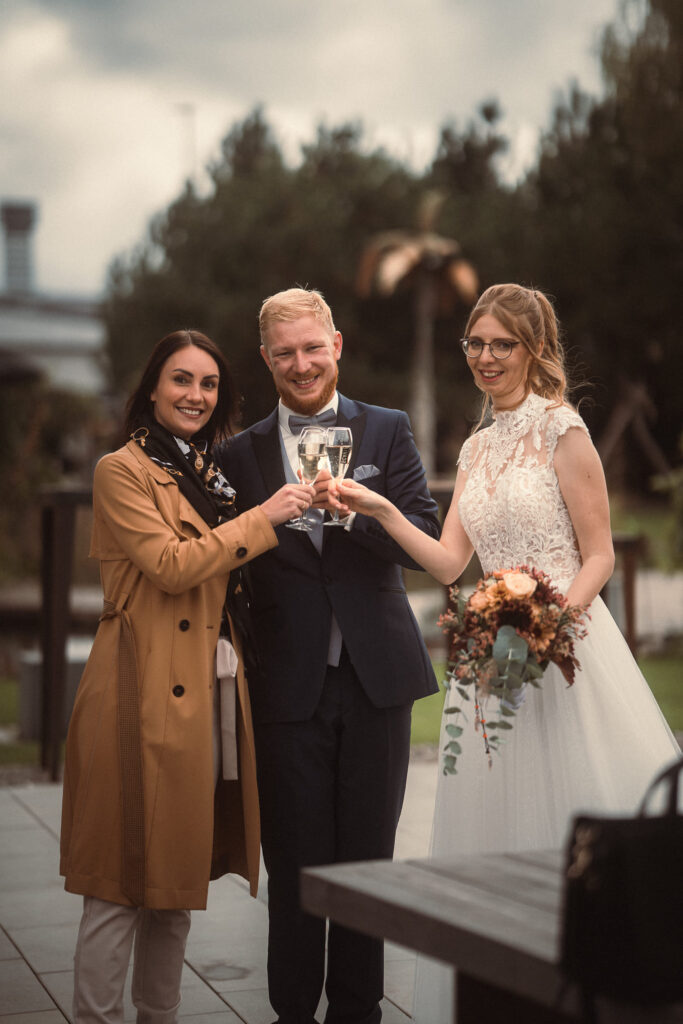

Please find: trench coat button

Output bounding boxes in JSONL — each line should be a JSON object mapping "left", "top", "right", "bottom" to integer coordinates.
{"left": 179, "top": 619, "right": 190, "bottom": 631}
{"left": 172, "top": 685, "right": 185, "bottom": 697}
{"left": 236, "top": 546, "right": 247, "bottom": 558}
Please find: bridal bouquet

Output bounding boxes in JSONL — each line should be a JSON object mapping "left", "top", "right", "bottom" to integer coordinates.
{"left": 438, "top": 567, "right": 589, "bottom": 774}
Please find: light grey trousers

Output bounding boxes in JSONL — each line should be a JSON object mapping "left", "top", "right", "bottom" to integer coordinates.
{"left": 72, "top": 896, "right": 192, "bottom": 1024}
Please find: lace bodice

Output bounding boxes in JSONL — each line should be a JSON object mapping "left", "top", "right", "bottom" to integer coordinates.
{"left": 458, "top": 392, "right": 589, "bottom": 589}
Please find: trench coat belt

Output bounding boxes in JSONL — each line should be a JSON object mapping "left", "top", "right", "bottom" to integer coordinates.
{"left": 100, "top": 593, "right": 146, "bottom": 907}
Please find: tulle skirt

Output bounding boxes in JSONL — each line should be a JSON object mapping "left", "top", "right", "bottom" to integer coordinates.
{"left": 412, "top": 595, "right": 681, "bottom": 1023}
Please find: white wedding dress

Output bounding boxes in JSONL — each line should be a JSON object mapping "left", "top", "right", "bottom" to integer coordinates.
{"left": 412, "top": 392, "right": 680, "bottom": 1023}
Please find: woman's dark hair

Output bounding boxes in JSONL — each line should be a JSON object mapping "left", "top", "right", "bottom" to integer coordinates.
{"left": 123, "top": 330, "right": 238, "bottom": 446}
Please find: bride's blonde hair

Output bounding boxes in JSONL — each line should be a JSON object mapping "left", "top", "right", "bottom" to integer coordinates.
{"left": 464, "top": 284, "right": 569, "bottom": 422}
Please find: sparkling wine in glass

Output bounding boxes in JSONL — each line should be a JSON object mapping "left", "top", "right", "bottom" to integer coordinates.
{"left": 286, "top": 427, "right": 329, "bottom": 531}
{"left": 324, "top": 427, "right": 353, "bottom": 526}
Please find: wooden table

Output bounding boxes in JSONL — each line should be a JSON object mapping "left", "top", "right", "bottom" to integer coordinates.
{"left": 302, "top": 848, "right": 662, "bottom": 1023}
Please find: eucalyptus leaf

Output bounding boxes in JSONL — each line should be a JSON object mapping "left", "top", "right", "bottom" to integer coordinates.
{"left": 442, "top": 756, "right": 457, "bottom": 775}
{"left": 503, "top": 671, "right": 525, "bottom": 687}
{"left": 445, "top": 740, "right": 462, "bottom": 755}
{"left": 500, "top": 703, "right": 516, "bottom": 717}
{"left": 444, "top": 705, "right": 461, "bottom": 715}
{"left": 496, "top": 720, "right": 514, "bottom": 730}
{"left": 493, "top": 625, "right": 528, "bottom": 663}
{"left": 456, "top": 686, "right": 471, "bottom": 701}
{"left": 445, "top": 724, "right": 464, "bottom": 737}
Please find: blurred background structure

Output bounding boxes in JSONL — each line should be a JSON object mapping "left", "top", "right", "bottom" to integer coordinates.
{"left": 0, "top": 201, "right": 106, "bottom": 394}
{"left": 0, "top": 0, "right": 681, "bottom": 773}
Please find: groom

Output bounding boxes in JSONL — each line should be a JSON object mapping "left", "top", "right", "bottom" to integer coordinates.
{"left": 218, "top": 287, "right": 440, "bottom": 1024}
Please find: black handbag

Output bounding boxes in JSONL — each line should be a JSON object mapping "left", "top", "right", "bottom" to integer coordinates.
{"left": 560, "top": 755, "right": 683, "bottom": 1019}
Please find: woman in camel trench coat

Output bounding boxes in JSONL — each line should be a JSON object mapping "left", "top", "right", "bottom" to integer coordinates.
{"left": 60, "top": 329, "right": 314, "bottom": 1024}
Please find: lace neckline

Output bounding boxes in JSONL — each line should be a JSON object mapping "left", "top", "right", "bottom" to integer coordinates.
{"left": 492, "top": 392, "right": 548, "bottom": 435}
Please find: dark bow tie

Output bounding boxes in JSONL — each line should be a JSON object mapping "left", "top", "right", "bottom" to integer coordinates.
{"left": 288, "top": 408, "right": 337, "bottom": 435}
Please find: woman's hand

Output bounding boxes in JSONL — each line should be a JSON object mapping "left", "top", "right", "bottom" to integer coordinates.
{"left": 260, "top": 483, "right": 316, "bottom": 526}
{"left": 337, "top": 479, "right": 391, "bottom": 518}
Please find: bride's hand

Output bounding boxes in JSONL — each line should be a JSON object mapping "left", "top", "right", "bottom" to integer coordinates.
{"left": 337, "top": 479, "right": 391, "bottom": 518}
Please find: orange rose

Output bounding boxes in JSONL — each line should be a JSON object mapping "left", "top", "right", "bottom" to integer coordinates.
{"left": 469, "top": 590, "right": 490, "bottom": 612}
{"left": 502, "top": 571, "right": 538, "bottom": 598}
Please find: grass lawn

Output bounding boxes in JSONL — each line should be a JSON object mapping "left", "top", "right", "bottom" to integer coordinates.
{"left": 411, "top": 656, "right": 683, "bottom": 746}
{"left": 0, "top": 676, "right": 39, "bottom": 765}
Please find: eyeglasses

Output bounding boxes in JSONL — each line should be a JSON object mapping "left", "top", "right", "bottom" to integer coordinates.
{"left": 461, "top": 337, "right": 520, "bottom": 360}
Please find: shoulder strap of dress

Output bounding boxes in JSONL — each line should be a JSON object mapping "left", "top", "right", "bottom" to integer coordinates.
{"left": 543, "top": 404, "right": 589, "bottom": 459}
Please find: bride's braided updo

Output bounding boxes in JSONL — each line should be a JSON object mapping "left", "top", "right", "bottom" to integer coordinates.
{"left": 464, "top": 283, "right": 569, "bottom": 419}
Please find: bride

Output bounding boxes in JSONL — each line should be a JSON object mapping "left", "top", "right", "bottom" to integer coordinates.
{"left": 337, "top": 283, "right": 681, "bottom": 1022}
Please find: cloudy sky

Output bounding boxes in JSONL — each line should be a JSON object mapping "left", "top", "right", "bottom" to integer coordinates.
{"left": 2, "top": 0, "right": 621, "bottom": 296}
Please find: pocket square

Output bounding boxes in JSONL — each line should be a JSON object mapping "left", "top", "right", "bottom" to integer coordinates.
{"left": 353, "top": 464, "right": 380, "bottom": 481}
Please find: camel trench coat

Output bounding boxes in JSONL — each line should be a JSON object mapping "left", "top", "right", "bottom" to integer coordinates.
{"left": 60, "top": 440, "right": 277, "bottom": 910}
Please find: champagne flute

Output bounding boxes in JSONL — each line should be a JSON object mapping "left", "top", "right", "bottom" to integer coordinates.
{"left": 286, "top": 427, "right": 329, "bottom": 531}
{"left": 324, "top": 427, "right": 353, "bottom": 526}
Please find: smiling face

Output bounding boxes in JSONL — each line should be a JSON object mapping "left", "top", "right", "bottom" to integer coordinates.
{"left": 260, "top": 314, "right": 342, "bottom": 414}
{"left": 464, "top": 313, "right": 532, "bottom": 411}
{"left": 150, "top": 344, "right": 220, "bottom": 440}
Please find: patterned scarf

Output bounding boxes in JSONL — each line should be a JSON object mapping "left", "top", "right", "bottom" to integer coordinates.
{"left": 131, "top": 415, "right": 236, "bottom": 527}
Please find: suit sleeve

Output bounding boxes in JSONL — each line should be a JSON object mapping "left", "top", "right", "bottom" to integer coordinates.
{"left": 347, "top": 412, "right": 441, "bottom": 570}
{"left": 93, "top": 452, "right": 278, "bottom": 595}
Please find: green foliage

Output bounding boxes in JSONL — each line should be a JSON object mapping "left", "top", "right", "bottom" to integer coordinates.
{"left": 0, "top": 676, "right": 17, "bottom": 725}
{"left": 102, "top": 0, "right": 682, "bottom": 491}
{"left": 610, "top": 492, "right": 679, "bottom": 571}
{"left": 104, "top": 109, "right": 424, "bottom": 430}
{"left": 651, "top": 433, "right": 683, "bottom": 568}
{"left": 638, "top": 653, "right": 683, "bottom": 730}
{"left": 0, "top": 381, "right": 104, "bottom": 581}
{"left": 518, "top": 0, "right": 683, "bottom": 483}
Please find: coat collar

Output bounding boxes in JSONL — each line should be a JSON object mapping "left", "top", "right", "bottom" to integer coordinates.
{"left": 124, "top": 439, "right": 211, "bottom": 536}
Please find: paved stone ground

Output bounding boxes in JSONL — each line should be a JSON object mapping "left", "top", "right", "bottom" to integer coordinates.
{"left": 0, "top": 752, "right": 439, "bottom": 1024}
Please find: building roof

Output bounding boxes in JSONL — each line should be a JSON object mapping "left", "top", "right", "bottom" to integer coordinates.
{"left": 0, "top": 293, "right": 107, "bottom": 394}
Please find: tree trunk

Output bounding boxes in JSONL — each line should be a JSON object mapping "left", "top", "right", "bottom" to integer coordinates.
{"left": 410, "top": 270, "right": 437, "bottom": 478}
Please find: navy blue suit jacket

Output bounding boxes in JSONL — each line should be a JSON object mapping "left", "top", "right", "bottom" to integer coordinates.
{"left": 218, "top": 394, "right": 441, "bottom": 723}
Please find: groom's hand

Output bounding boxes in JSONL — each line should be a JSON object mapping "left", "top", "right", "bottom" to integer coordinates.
{"left": 311, "top": 469, "right": 349, "bottom": 514}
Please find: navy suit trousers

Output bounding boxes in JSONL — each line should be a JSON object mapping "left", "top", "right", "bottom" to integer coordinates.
{"left": 254, "top": 647, "right": 413, "bottom": 1024}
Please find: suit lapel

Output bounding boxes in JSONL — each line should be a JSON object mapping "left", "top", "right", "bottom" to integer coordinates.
{"left": 250, "top": 412, "right": 287, "bottom": 496}
{"left": 249, "top": 412, "right": 317, "bottom": 554}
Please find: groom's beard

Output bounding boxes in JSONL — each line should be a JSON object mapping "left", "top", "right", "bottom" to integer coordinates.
{"left": 276, "top": 366, "right": 339, "bottom": 416}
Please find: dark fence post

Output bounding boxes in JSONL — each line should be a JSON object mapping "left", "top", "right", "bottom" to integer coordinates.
{"left": 40, "top": 487, "right": 91, "bottom": 780}
{"left": 611, "top": 532, "right": 644, "bottom": 659}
